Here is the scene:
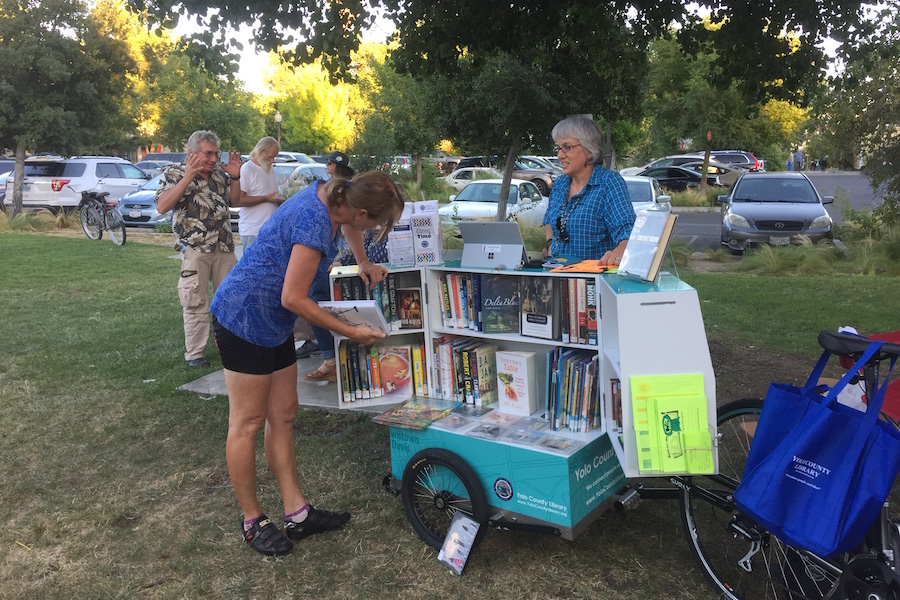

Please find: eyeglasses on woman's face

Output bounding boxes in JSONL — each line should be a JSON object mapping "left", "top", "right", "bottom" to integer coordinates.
{"left": 554, "top": 143, "right": 582, "bottom": 155}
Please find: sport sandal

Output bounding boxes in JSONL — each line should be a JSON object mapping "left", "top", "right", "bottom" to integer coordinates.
{"left": 241, "top": 514, "right": 294, "bottom": 556}
{"left": 284, "top": 505, "right": 351, "bottom": 541}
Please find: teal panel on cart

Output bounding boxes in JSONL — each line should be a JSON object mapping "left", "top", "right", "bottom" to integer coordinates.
{"left": 390, "top": 426, "right": 626, "bottom": 528}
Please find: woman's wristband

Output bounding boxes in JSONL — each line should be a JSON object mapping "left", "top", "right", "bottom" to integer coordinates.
{"left": 544, "top": 239, "right": 552, "bottom": 249}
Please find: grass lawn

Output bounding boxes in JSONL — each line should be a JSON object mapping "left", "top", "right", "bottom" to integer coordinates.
{"left": 1, "top": 232, "right": 897, "bottom": 599}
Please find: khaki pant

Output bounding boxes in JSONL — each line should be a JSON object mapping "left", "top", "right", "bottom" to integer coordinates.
{"left": 178, "top": 246, "right": 236, "bottom": 361}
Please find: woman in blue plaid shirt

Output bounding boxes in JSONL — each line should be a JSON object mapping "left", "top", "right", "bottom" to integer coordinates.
{"left": 542, "top": 116, "right": 635, "bottom": 264}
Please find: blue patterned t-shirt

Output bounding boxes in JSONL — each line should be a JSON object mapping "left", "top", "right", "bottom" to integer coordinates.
{"left": 210, "top": 181, "right": 337, "bottom": 347}
{"left": 542, "top": 164, "right": 635, "bottom": 261}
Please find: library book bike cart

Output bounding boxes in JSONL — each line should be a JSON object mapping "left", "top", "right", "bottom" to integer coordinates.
{"left": 340, "top": 228, "right": 765, "bottom": 596}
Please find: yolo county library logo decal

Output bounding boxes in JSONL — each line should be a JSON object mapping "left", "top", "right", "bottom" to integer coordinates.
{"left": 494, "top": 477, "right": 513, "bottom": 501}
{"left": 786, "top": 455, "right": 832, "bottom": 490}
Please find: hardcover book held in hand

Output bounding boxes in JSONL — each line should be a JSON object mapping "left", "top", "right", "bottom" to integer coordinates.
{"left": 618, "top": 210, "right": 678, "bottom": 283}
{"left": 480, "top": 275, "right": 520, "bottom": 334}
{"left": 317, "top": 300, "right": 390, "bottom": 335}
{"left": 520, "top": 277, "right": 560, "bottom": 340}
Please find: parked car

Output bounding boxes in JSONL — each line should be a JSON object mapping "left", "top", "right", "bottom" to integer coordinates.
{"left": 276, "top": 151, "right": 315, "bottom": 164}
{"left": 0, "top": 158, "right": 14, "bottom": 175}
{"left": 289, "top": 163, "right": 329, "bottom": 186}
{"left": 706, "top": 150, "right": 762, "bottom": 172}
{"left": 717, "top": 172, "right": 833, "bottom": 254}
{"left": 142, "top": 151, "right": 187, "bottom": 164}
{"left": 116, "top": 175, "right": 172, "bottom": 228}
{"left": 4, "top": 156, "right": 151, "bottom": 211}
{"left": 520, "top": 156, "right": 562, "bottom": 173}
{"left": 636, "top": 165, "right": 719, "bottom": 192}
{"left": 0, "top": 171, "right": 10, "bottom": 205}
{"left": 503, "top": 160, "right": 558, "bottom": 196}
{"left": 134, "top": 159, "right": 174, "bottom": 176}
{"left": 438, "top": 179, "right": 548, "bottom": 226}
{"left": 443, "top": 167, "right": 503, "bottom": 191}
{"left": 532, "top": 155, "right": 561, "bottom": 169}
{"left": 622, "top": 176, "right": 671, "bottom": 212}
{"left": 454, "top": 156, "right": 497, "bottom": 171}
{"left": 679, "top": 160, "right": 745, "bottom": 187}
{"left": 620, "top": 154, "right": 704, "bottom": 177}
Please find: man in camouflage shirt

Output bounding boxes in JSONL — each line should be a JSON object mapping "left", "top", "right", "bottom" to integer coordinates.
{"left": 156, "top": 130, "right": 242, "bottom": 367}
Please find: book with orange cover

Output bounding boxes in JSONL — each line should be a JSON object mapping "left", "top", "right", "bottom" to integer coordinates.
{"left": 550, "top": 260, "right": 617, "bottom": 273}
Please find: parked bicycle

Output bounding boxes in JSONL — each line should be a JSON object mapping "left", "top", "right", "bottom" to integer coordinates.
{"left": 76, "top": 186, "right": 126, "bottom": 245}
{"left": 386, "top": 330, "right": 900, "bottom": 599}
{"left": 675, "top": 330, "right": 900, "bottom": 599}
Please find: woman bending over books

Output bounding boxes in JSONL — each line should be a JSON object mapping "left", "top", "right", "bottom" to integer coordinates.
{"left": 542, "top": 116, "right": 636, "bottom": 264}
{"left": 210, "top": 172, "right": 405, "bottom": 556}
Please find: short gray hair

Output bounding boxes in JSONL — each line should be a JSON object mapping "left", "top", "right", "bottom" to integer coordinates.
{"left": 250, "top": 136, "right": 279, "bottom": 159}
{"left": 186, "top": 130, "right": 221, "bottom": 153}
{"left": 551, "top": 116, "right": 603, "bottom": 165}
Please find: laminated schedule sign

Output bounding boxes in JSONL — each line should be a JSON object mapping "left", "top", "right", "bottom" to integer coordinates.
{"left": 387, "top": 203, "right": 415, "bottom": 267}
{"left": 412, "top": 213, "right": 442, "bottom": 266}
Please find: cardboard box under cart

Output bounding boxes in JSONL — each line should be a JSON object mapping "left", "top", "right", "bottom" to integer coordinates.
{"left": 389, "top": 424, "right": 627, "bottom": 540}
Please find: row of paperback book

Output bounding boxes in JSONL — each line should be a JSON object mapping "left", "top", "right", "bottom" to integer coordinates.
{"left": 372, "top": 399, "right": 586, "bottom": 456}
{"left": 436, "top": 272, "right": 599, "bottom": 344}
{"left": 432, "top": 335, "right": 543, "bottom": 417}
{"left": 545, "top": 347, "right": 601, "bottom": 433}
{"left": 338, "top": 340, "right": 428, "bottom": 403}
{"left": 332, "top": 268, "right": 423, "bottom": 331}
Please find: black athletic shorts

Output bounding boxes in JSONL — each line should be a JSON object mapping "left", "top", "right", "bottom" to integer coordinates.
{"left": 213, "top": 321, "right": 296, "bottom": 375}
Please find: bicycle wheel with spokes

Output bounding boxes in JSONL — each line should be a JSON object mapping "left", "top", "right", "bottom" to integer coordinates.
{"left": 80, "top": 204, "right": 103, "bottom": 240}
{"left": 400, "top": 448, "right": 490, "bottom": 550}
{"left": 104, "top": 209, "right": 127, "bottom": 245}
{"left": 680, "top": 399, "right": 844, "bottom": 599}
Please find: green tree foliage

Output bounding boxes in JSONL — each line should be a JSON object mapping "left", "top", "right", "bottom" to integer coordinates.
{"left": 353, "top": 43, "right": 441, "bottom": 185}
{"left": 640, "top": 34, "right": 809, "bottom": 170}
{"left": 829, "top": 2, "right": 900, "bottom": 196}
{"left": 268, "top": 58, "right": 360, "bottom": 153}
{"left": 0, "top": 0, "right": 133, "bottom": 213}
{"left": 152, "top": 52, "right": 264, "bottom": 151}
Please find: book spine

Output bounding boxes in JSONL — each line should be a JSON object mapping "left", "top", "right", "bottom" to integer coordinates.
{"left": 472, "top": 273, "right": 482, "bottom": 332}
{"left": 431, "top": 337, "right": 442, "bottom": 398}
{"left": 358, "top": 343, "right": 371, "bottom": 399}
{"left": 411, "top": 344, "right": 425, "bottom": 397}
{"left": 459, "top": 276, "right": 469, "bottom": 330}
{"left": 586, "top": 278, "right": 598, "bottom": 346}
{"left": 372, "top": 282, "right": 382, "bottom": 317}
{"left": 560, "top": 279, "right": 570, "bottom": 343}
{"left": 451, "top": 342, "right": 466, "bottom": 402}
{"left": 577, "top": 278, "right": 587, "bottom": 344}
{"left": 470, "top": 346, "right": 481, "bottom": 406}
{"left": 339, "top": 340, "right": 352, "bottom": 402}
{"left": 387, "top": 273, "right": 399, "bottom": 332}
{"left": 340, "top": 277, "right": 353, "bottom": 302}
{"left": 437, "top": 274, "right": 448, "bottom": 327}
{"left": 438, "top": 339, "right": 455, "bottom": 400}
{"left": 461, "top": 344, "right": 474, "bottom": 404}
{"left": 351, "top": 277, "right": 364, "bottom": 301}
{"left": 568, "top": 278, "right": 577, "bottom": 345}
{"left": 465, "top": 274, "right": 476, "bottom": 330}
{"left": 369, "top": 346, "right": 382, "bottom": 398}
{"left": 350, "top": 343, "right": 362, "bottom": 400}
{"left": 449, "top": 274, "right": 464, "bottom": 329}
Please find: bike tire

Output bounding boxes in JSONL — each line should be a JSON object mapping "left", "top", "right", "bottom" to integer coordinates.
{"left": 400, "top": 448, "right": 490, "bottom": 551}
{"left": 680, "top": 399, "right": 844, "bottom": 599}
{"left": 105, "top": 209, "right": 127, "bottom": 245}
{"left": 80, "top": 204, "right": 103, "bottom": 240}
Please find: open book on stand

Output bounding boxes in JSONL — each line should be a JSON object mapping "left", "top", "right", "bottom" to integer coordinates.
{"left": 317, "top": 300, "right": 390, "bottom": 335}
{"left": 618, "top": 210, "right": 677, "bottom": 282}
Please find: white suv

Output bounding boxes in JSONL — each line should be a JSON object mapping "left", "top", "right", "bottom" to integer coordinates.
{"left": 4, "top": 156, "right": 151, "bottom": 211}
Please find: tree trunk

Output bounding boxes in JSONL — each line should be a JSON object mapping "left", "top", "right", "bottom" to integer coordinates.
{"left": 699, "top": 143, "right": 712, "bottom": 194}
{"left": 414, "top": 153, "right": 423, "bottom": 189}
{"left": 11, "top": 140, "right": 26, "bottom": 216}
{"left": 497, "top": 141, "right": 520, "bottom": 221}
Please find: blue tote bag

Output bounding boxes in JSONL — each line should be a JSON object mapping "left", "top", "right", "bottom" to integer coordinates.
{"left": 734, "top": 341, "right": 900, "bottom": 557}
